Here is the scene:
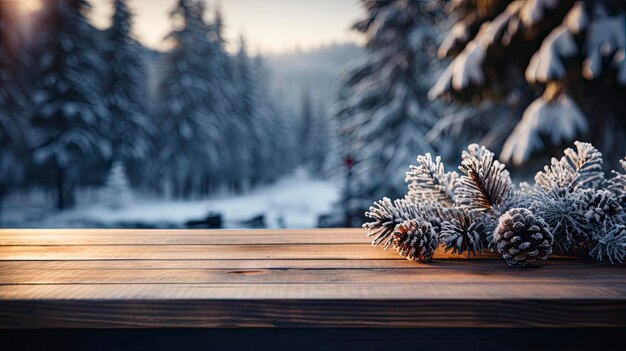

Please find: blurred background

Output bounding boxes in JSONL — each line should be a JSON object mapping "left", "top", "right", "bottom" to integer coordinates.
{"left": 1, "top": 0, "right": 625, "bottom": 229}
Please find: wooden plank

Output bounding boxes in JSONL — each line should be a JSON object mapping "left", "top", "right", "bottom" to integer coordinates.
{"left": 0, "top": 228, "right": 369, "bottom": 245}
{"left": 0, "top": 295, "right": 624, "bottom": 328}
{"left": 0, "top": 257, "right": 588, "bottom": 270}
{"left": 1, "top": 282, "right": 624, "bottom": 300}
{"left": 0, "top": 243, "right": 389, "bottom": 260}
{"left": 1, "top": 265, "right": 623, "bottom": 285}
{"left": 0, "top": 243, "right": 504, "bottom": 260}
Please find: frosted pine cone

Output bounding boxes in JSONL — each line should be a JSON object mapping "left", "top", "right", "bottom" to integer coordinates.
{"left": 582, "top": 190, "right": 621, "bottom": 226}
{"left": 392, "top": 220, "right": 439, "bottom": 263}
{"left": 491, "top": 208, "right": 554, "bottom": 268}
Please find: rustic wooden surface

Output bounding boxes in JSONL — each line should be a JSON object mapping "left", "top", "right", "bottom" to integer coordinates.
{"left": 0, "top": 228, "right": 624, "bottom": 328}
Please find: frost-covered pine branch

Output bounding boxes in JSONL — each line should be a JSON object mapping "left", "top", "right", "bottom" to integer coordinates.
{"left": 439, "top": 209, "right": 485, "bottom": 258}
{"left": 363, "top": 197, "right": 450, "bottom": 249}
{"left": 535, "top": 141, "right": 604, "bottom": 192}
{"left": 405, "top": 153, "right": 457, "bottom": 207}
{"left": 529, "top": 188, "right": 588, "bottom": 253}
{"left": 590, "top": 225, "right": 626, "bottom": 264}
{"left": 531, "top": 142, "right": 610, "bottom": 253}
{"left": 455, "top": 144, "right": 513, "bottom": 212}
{"left": 364, "top": 140, "right": 626, "bottom": 266}
{"left": 607, "top": 158, "right": 626, "bottom": 207}
{"left": 363, "top": 197, "right": 423, "bottom": 248}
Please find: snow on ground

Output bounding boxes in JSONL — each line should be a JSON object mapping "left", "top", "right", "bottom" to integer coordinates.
{"left": 2, "top": 169, "right": 341, "bottom": 229}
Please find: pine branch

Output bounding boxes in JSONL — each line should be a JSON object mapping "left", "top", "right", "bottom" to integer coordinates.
{"left": 590, "top": 224, "right": 626, "bottom": 264}
{"left": 535, "top": 141, "right": 604, "bottom": 192}
{"left": 530, "top": 188, "right": 590, "bottom": 254}
{"left": 405, "top": 153, "right": 457, "bottom": 207}
{"left": 439, "top": 209, "right": 485, "bottom": 258}
{"left": 363, "top": 197, "right": 422, "bottom": 248}
{"left": 363, "top": 197, "right": 452, "bottom": 249}
{"left": 607, "top": 158, "right": 626, "bottom": 207}
{"left": 455, "top": 144, "right": 513, "bottom": 212}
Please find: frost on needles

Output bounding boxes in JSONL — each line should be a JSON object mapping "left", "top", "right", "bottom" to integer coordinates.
{"left": 363, "top": 141, "right": 626, "bottom": 266}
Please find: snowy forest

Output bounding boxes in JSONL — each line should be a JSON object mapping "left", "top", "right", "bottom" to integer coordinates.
{"left": 1, "top": 0, "right": 625, "bottom": 229}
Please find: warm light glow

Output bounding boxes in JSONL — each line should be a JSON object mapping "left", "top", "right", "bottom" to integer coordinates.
{"left": 14, "top": 0, "right": 44, "bottom": 15}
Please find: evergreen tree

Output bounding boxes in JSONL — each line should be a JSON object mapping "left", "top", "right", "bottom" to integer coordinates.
{"left": 103, "top": 0, "right": 153, "bottom": 184}
{"left": 100, "top": 160, "right": 133, "bottom": 209}
{"left": 253, "top": 55, "right": 293, "bottom": 182}
{"left": 0, "top": 5, "right": 29, "bottom": 220}
{"left": 430, "top": 0, "right": 626, "bottom": 168}
{"left": 156, "top": 0, "right": 226, "bottom": 197}
{"left": 334, "top": 0, "right": 442, "bottom": 209}
{"left": 311, "top": 102, "right": 331, "bottom": 177}
{"left": 232, "top": 36, "right": 260, "bottom": 187}
{"left": 207, "top": 6, "right": 245, "bottom": 191}
{"left": 299, "top": 88, "right": 314, "bottom": 167}
{"left": 299, "top": 89, "right": 330, "bottom": 177}
{"left": 28, "top": 0, "right": 110, "bottom": 209}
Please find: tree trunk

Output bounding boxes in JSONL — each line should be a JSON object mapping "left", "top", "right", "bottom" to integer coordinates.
{"left": 56, "top": 165, "right": 74, "bottom": 210}
{"left": 57, "top": 166, "right": 65, "bottom": 210}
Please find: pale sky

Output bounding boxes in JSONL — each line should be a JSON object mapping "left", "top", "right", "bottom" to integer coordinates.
{"left": 11, "top": 0, "right": 362, "bottom": 54}
{"left": 85, "top": 0, "right": 363, "bottom": 54}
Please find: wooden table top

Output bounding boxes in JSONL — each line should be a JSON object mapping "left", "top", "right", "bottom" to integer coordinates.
{"left": 0, "top": 228, "right": 624, "bottom": 328}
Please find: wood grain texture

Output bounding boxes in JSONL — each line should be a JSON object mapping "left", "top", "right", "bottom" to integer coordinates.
{"left": 0, "top": 228, "right": 624, "bottom": 328}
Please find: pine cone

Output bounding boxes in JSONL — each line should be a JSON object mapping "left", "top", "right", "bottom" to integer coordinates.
{"left": 491, "top": 208, "right": 554, "bottom": 268}
{"left": 391, "top": 219, "right": 439, "bottom": 262}
{"left": 582, "top": 190, "right": 621, "bottom": 226}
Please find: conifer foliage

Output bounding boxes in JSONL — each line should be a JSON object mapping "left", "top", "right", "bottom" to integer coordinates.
{"left": 103, "top": 0, "right": 153, "bottom": 179}
{"left": 0, "top": 0, "right": 295, "bottom": 210}
{"left": 334, "top": 0, "right": 442, "bottom": 208}
{"left": 100, "top": 161, "right": 133, "bottom": 209}
{"left": 430, "top": 0, "right": 626, "bottom": 168}
{"left": 28, "top": 0, "right": 111, "bottom": 209}
{"left": 0, "top": 11, "right": 28, "bottom": 197}
{"left": 364, "top": 141, "right": 626, "bottom": 266}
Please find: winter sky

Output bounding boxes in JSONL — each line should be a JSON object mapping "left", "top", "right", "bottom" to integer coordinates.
{"left": 84, "top": 0, "right": 364, "bottom": 54}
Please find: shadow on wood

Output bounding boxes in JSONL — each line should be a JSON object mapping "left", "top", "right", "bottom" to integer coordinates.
{"left": 2, "top": 328, "right": 624, "bottom": 351}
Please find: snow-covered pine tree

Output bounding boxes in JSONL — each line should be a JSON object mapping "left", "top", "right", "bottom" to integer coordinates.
{"left": 28, "top": 0, "right": 111, "bottom": 209}
{"left": 232, "top": 36, "right": 261, "bottom": 188}
{"left": 298, "top": 89, "right": 331, "bottom": 178}
{"left": 103, "top": 0, "right": 154, "bottom": 185}
{"left": 0, "top": 5, "right": 29, "bottom": 220}
{"left": 334, "top": 0, "right": 442, "bottom": 210}
{"left": 430, "top": 0, "right": 626, "bottom": 168}
{"left": 204, "top": 4, "right": 246, "bottom": 192}
{"left": 156, "top": 0, "right": 227, "bottom": 197}
{"left": 311, "top": 103, "right": 332, "bottom": 178}
{"left": 100, "top": 160, "right": 133, "bottom": 209}
{"left": 253, "top": 55, "right": 294, "bottom": 183}
{"left": 299, "top": 88, "right": 314, "bottom": 169}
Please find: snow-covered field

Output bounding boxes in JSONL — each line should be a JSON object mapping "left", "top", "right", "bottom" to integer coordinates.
{"left": 2, "top": 170, "right": 341, "bottom": 229}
